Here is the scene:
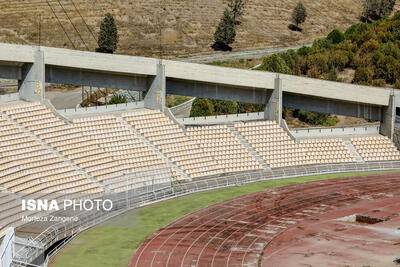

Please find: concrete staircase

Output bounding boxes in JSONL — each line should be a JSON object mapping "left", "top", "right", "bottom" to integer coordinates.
{"left": 228, "top": 125, "right": 269, "bottom": 169}
{"left": 1, "top": 111, "right": 105, "bottom": 191}
{"left": 116, "top": 117, "right": 190, "bottom": 180}
{"left": 344, "top": 140, "right": 364, "bottom": 163}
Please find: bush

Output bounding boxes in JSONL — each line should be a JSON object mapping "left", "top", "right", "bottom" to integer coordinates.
{"left": 394, "top": 79, "right": 400, "bottom": 88}
{"left": 306, "top": 54, "right": 329, "bottom": 74}
{"left": 353, "top": 67, "right": 374, "bottom": 84}
{"left": 371, "top": 78, "right": 386, "bottom": 86}
{"left": 327, "top": 29, "right": 345, "bottom": 44}
{"left": 344, "top": 23, "right": 370, "bottom": 42}
{"left": 259, "top": 54, "right": 291, "bottom": 74}
{"left": 376, "top": 55, "right": 400, "bottom": 83}
{"left": 297, "top": 46, "right": 313, "bottom": 56}
{"left": 279, "top": 50, "right": 297, "bottom": 70}
{"left": 293, "top": 110, "right": 338, "bottom": 126}
{"left": 312, "top": 38, "right": 332, "bottom": 52}
{"left": 378, "top": 41, "right": 400, "bottom": 59}
{"left": 359, "top": 39, "right": 380, "bottom": 54}
{"left": 211, "top": 99, "right": 238, "bottom": 115}
{"left": 190, "top": 98, "right": 214, "bottom": 117}
{"left": 329, "top": 51, "right": 349, "bottom": 71}
{"left": 108, "top": 94, "right": 127, "bottom": 104}
{"left": 238, "top": 102, "right": 264, "bottom": 113}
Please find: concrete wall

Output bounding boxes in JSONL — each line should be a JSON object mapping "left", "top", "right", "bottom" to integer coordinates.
{"left": 380, "top": 93, "right": 396, "bottom": 140}
{"left": 291, "top": 124, "right": 381, "bottom": 139}
{"left": 177, "top": 112, "right": 264, "bottom": 125}
{"left": 0, "top": 43, "right": 393, "bottom": 106}
{"left": 57, "top": 101, "right": 144, "bottom": 117}
{"left": 0, "top": 93, "right": 20, "bottom": 104}
{"left": 169, "top": 98, "right": 195, "bottom": 114}
{"left": 18, "top": 49, "right": 44, "bottom": 102}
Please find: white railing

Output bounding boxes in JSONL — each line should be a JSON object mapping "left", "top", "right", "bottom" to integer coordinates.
{"left": 177, "top": 112, "right": 264, "bottom": 125}
{"left": 0, "top": 228, "right": 14, "bottom": 267}
{"left": 10, "top": 160, "right": 400, "bottom": 267}
{"left": 291, "top": 123, "right": 381, "bottom": 138}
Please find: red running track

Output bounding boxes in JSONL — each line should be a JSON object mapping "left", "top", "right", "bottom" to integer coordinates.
{"left": 130, "top": 173, "right": 400, "bottom": 267}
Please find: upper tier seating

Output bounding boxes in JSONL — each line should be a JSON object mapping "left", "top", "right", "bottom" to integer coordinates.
{"left": 235, "top": 121, "right": 356, "bottom": 167}
{"left": 187, "top": 125, "right": 262, "bottom": 173}
{"left": 121, "top": 110, "right": 223, "bottom": 178}
{"left": 1, "top": 102, "right": 124, "bottom": 181}
{"left": 298, "top": 138, "right": 355, "bottom": 164}
{"left": 351, "top": 136, "right": 400, "bottom": 161}
{"left": 235, "top": 121, "right": 309, "bottom": 168}
{"left": 74, "top": 115, "right": 171, "bottom": 189}
{"left": 0, "top": 113, "right": 101, "bottom": 231}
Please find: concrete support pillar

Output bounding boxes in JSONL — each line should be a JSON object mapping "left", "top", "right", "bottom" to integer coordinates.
{"left": 18, "top": 49, "right": 45, "bottom": 102}
{"left": 144, "top": 62, "right": 166, "bottom": 111}
{"left": 264, "top": 77, "right": 282, "bottom": 125}
{"left": 380, "top": 93, "right": 396, "bottom": 140}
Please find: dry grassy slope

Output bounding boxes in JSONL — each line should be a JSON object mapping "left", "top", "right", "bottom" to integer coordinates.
{"left": 0, "top": 0, "right": 399, "bottom": 58}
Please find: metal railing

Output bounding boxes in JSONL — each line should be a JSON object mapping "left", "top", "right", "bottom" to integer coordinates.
{"left": 10, "top": 160, "right": 400, "bottom": 267}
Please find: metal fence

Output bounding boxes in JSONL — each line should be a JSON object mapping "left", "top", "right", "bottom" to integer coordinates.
{"left": 0, "top": 228, "right": 14, "bottom": 267}
{"left": 10, "top": 161, "right": 400, "bottom": 266}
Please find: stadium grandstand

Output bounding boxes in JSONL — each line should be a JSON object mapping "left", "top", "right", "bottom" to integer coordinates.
{"left": 1, "top": 43, "right": 400, "bottom": 267}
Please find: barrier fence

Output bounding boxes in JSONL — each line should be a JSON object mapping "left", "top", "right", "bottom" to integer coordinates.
{"left": 6, "top": 160, "right": 400, "bottom": 266}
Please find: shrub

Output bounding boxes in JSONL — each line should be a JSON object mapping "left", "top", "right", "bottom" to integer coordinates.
{"left": 279, "top": 50, "right": 298, "bottom": 70}
{"left": 211, "top": 99, "right": 238, "bottom": 115}
{"left": 190, "top": 98, "right": 214, "bottom": 117}
{"left": 394, "top": 79, "right": 400, "bottom": 88}
{"left": 329, "top": 51, "right": 349, "bottom": 71}
{"left": 353, "top": 67, "right": 374, "bottom": 84}
{"left": 306, "top": 54, "right": 329, "bottom": 74}
{"left": 297, "top": 46, "right": 313, "bottom": 56}
{"left": 312, "top": 38, "right": 332, "bottom": 52}
{"left": 108, "top": 94, "right": 126, "bottom": 104}
{"left": 378, "top": 41, "right": 400, "bottom": 59}
{"left": 371, "top": 78, "right": 386, "bottom": 86}
{"left": 259, "top": 54, "right": 291, "bottom": 74}
{"left": 359, "top": 39, "right": 380, "bottom": 54}
{"left": 377, "top": 55, "right": 400, "bottom": 83}
{"left": 344, "top": 23, "right": 370, "bottom": 42}
{"left": 293, "top": 110, "right": 338, "bottom": 126}
{"left": 327, "top": 29, "right": 345, "bottom": 44}
{"left": 238, "top": 102, "right": 264, "bottom": 113}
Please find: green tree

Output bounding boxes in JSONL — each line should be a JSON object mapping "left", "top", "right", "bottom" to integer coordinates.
{"left": 327, "top": 29, "right": 345, "bottom": 44}
{"left": 259, "top": 54, "right": 291, "bottom": 74}
{"left": 96, "top": 13, "right": 119, "bottom": 53}
{"left": 292, "top": 2, "right": 307, "bottom": 27}
{"left": 108, "top": 94, "right": 126, "bottom": 104}
{"left": 329, "top": 51, "right": 348, "bottom": 71}
{"left": 190, "top": 98, "right": 214, "bottom": 117}
{"left": 213, "top": 9, "right": 236, "bottom": 50}
{"left": 228, "top": 0, "right": 246, "bottom": 25}
{"left": 362, "top": 0, "right": 395, "bottom": 22}
{"left": 353, "top": 67, "right": 374, "bottom": 84}
{"left": 394, "top": 78, "right": 400, "bottom": 88}
{"left": 211, "top": 99, "right": 238, "bottom": 115}
{"left": 238, "top": 102, "right": 264, "bottom": 113}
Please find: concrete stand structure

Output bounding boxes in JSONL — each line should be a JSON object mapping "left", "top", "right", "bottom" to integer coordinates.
{"left": 0, "top": 43, "right": 399, "bottom": 139}
{"left": 18, "top": 49, "right": 44, "bottom": 102}
{"left": 144, "top": 62, "right": 166, "bottom": 111}
{"left": 381, "top": 93, "right": 396, "bottom": 140}
{"left": 264, "top": 77, "right": 282, "bottom": 125}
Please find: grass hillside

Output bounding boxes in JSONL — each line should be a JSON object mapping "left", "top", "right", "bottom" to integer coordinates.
{"left": 1, "top": 0, "right": 398, "bottom": 58}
